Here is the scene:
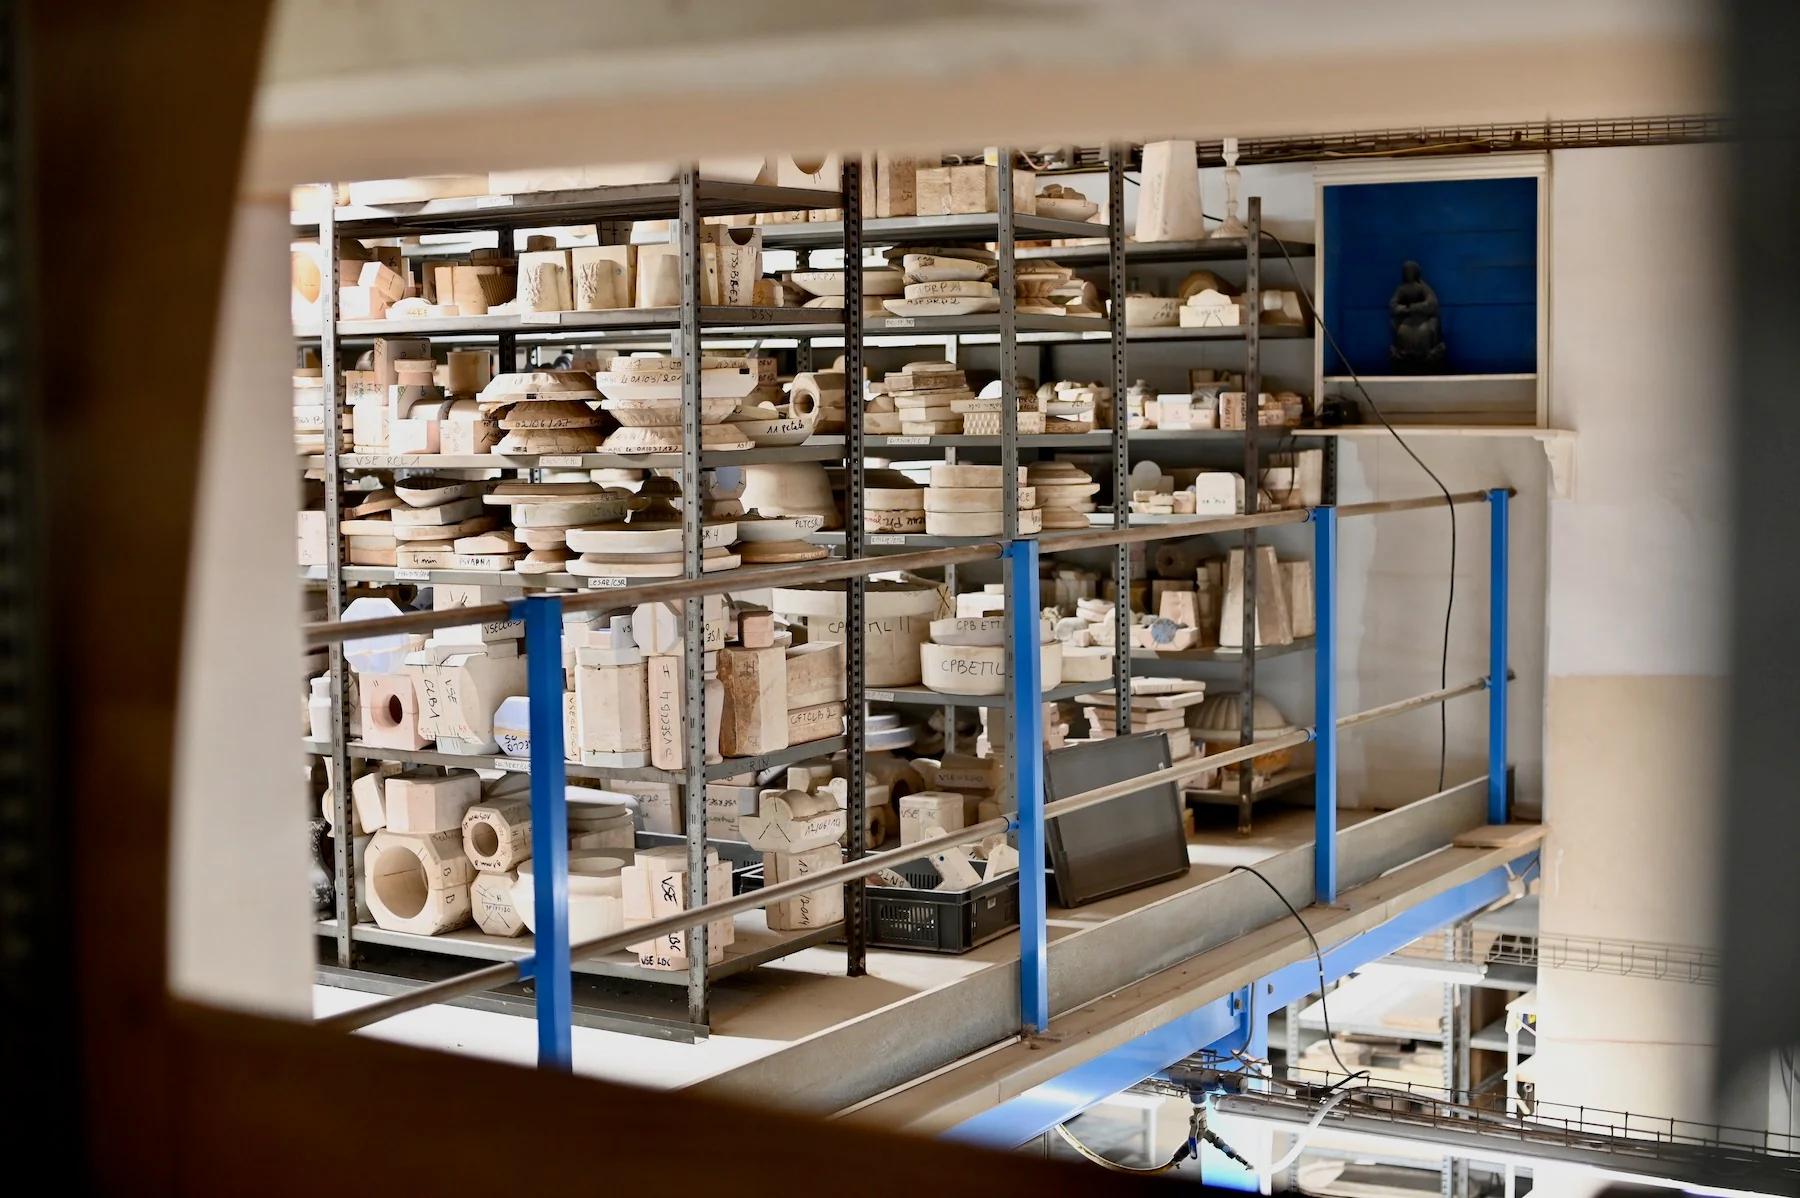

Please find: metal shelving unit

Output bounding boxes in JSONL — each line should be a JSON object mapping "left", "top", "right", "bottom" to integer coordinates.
{"left": 770, "top": 146, "right": 1138, "bottom": 781}
{"left": 310, "top": 442, "right": 848, "bottom": 470}
{"left": 299, "top": 166, "right": 866, "bottom": 1032}
{"left": 301, "top": 153, "right": 1338, "bottom": 1040}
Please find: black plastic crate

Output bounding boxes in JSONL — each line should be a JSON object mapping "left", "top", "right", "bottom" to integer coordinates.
{"left": 866, "top": 860, "right": 1020, "bottom": 954}
{"left": 732, "top": 857, "right": 1021, "bottom": 953}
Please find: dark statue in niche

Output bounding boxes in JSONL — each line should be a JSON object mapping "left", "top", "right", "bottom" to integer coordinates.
{"left": 1388, "top": 260, "right": 1446, "bottom": 371}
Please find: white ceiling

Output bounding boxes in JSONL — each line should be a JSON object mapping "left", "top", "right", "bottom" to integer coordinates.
{"left": 248, "top": 0, "right": 1719, "bottom": 191}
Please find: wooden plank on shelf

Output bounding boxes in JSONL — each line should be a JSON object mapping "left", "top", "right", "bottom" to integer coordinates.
{"left": 1451, "top": 822, "right": 1546, "bottom": 851}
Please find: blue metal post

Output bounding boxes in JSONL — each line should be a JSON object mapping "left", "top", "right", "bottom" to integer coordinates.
{"left": 521, "top": 595, "right": 572, "bottom": 1070}
{"left": 1487, "top": 488, "right": 1510, "bottom": 824}
{"left": 1007, "top": 537, "right": 1048, "bottom": 1034}
{"left": 1312, "top": 505, "right": 1339, "bottom": 903}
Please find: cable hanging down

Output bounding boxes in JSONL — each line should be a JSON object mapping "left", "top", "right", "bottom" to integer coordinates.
{"left": 1260, "top": 227, "right": 1459, "bottom": 793}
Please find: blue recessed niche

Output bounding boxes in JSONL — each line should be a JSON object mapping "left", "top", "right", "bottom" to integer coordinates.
{"left": 1322, "top": 176, "right": 1538, "bottom": 376}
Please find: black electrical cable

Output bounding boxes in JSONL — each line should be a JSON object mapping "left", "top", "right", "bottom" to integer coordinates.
{"left": 1231, "top": 864, "right": 1368, "bottom": 1092}
{"left": 1118, "top": 177, "right": 1458, "bottom": 788}
{"left": 1259, "top": 228, "right": 1457, "bottom": 793}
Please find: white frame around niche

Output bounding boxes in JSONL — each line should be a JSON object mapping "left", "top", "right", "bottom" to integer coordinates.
{"left": 1311, "top": 152, "right": 1551, "bottom": 427}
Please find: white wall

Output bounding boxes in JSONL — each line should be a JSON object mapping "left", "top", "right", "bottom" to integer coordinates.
{"left": 1544, "top": 146, "right": 1731, "bottom": 679}
{"left": 1334, "top": 439, "right": 1547, "bottom": 809}
{"left": 1530, "top": 143, "right": 1749, "bottom": 1147}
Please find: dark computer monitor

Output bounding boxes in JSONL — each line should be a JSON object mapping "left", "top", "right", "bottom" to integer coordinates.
{"left": 1044, "top": 732, "right": 1190, "bottom": 907}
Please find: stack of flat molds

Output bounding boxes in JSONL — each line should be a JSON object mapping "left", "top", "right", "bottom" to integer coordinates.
{"left": 965, "top": 378, "right": 1044, "bottom": 437}
{"left": 483, "top": 475, "right": 635, "bottom": 574}
{"left": 594, "top": 354, "right": 758, "bottom": 453}
{"left": 384, "top": 476, "right": 502, "bottom": 571}
{"left": 293, "top": 366, "right": 338, "bottom": 455}
{"left": 476, "top": 370, "right": 603, "bottom": 456}
{"left": 884, "top": 246, "right": 999, "bottom": 317}
{"left": 885, "top": 361, "right": 973, "bottom": 436}
{"left": 563, "top": 477, "right": 739, "bottom": 580}
{"left": 1027, "top": 461, "right": 1099, "bottom": 531}
{"left": 1077, "top": 677, "right": 1207, "bottom": 759}
{"left": 863, "top": 372, "right": 901, "bottom": 435}
{"left": 783, "top": 265, "right": 902, "bottom": 315}
{"left": 918, "top": 612, "right": 1063, "bottom": 697}
{"left": 864, "top": 468, "right": 926, "bottom": 534}
{"left": 735, "top": 511, "right": 829, "bottom": 564}
{"left": 1015, "top": 261, "right": 1074, "bottom": 316}
{"left": 338, "top": 484, "right": 405, "bottom": 566}
{"left": 924, "top": 464, "right": 1038, "bottom": 537}
{"left": 1039, "top": 380, "right": 1101, "bottom": 433}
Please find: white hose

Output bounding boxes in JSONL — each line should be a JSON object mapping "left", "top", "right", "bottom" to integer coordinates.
{"left": 1266, "top": 1087, "right": 1356, "bottom": 1175}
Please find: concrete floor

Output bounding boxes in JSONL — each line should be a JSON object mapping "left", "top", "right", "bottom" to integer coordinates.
{"left": 315, "top": 801, "right": 1377, "bottom": 1093}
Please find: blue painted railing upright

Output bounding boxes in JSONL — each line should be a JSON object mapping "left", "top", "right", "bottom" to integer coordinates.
{"left": 521, "top": 595, "right": 573, "bottom": 1070}
{"left": 1311, "top": 505, "right": 1339, "bottom": 903}
{"left": 1487, "top": 488, "right": 1510, "bottom": 824}
{"left": 1006, "top": 537, "right": 1049, "bottom": 1034}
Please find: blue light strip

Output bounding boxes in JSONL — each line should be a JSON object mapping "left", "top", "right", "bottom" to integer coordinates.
{"left": 1487, "top": 488, "right": 1510, "bottom": 823}
{"left": 521, "top": 595, "right": 572, "bottom": 1070}
{"left": 1007, "top": 537, "right": 1049, "bottom": 1034}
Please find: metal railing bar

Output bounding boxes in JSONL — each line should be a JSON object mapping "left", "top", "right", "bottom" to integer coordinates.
{"left": 301, "top": 490, "right": 1511, "bottom": 648}
{"left": 302, "top": 543, "right": 1003, "bottom": 648}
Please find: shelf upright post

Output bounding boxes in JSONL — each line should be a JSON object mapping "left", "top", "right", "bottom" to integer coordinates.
{"left": 522, "top": 594, "right": 572, "bottom": 1070}
{"left": 1107, "top": 144, "right": 1130, "bottom": 732}
{"left": 998, "top": 150, "right": 1019, "bottom": 547}
{"left": 943, "top": 334, "right": 960, "bottom": 755}
{"left": 1487, "top": 486, "right": 1510, "bottom": 823}
{"left": 319, "top": 193, "right": 355, "bottom": 968}
{"left": 496, "top": 227, "right": 517, "bottom": 375}
{"left": 840, "top": 156, "right": 868, "bottom": 976}
{"left": 678, "top": 164, "right": 710, "bottom": 1027}
{"left": 1237, "top": 198, "right": 1263, "bottom": 835}
{"left": 997, "top": 149, "right": 1021, "bottom": 808}
{"left": 1007, "top": 536, "right": 1049, "bottom": 1034}
{"left": 1312, "top": 503, "right": 1338, "bottom": 903}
